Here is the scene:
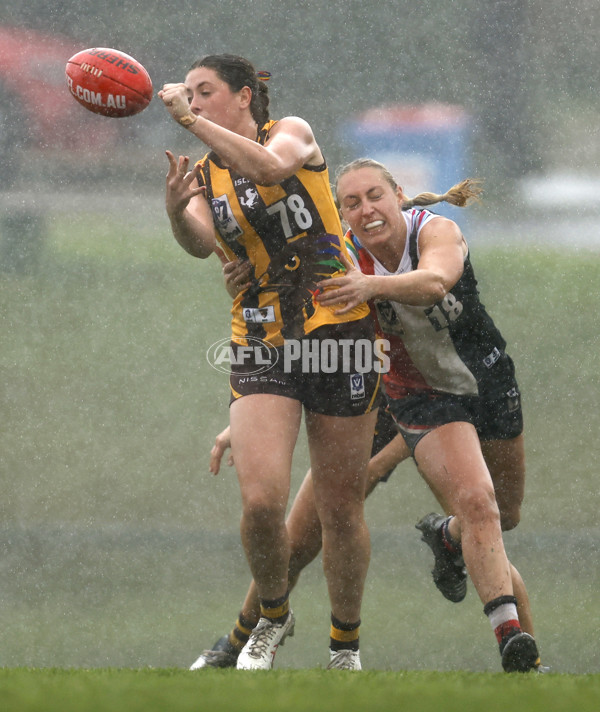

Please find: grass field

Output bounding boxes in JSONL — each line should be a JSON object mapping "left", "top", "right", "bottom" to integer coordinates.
{"left": 0, "top": 668, "right": 599, "bottom": 712}
{"left": 1, "top": 208, "right": 599, "bottom": 684}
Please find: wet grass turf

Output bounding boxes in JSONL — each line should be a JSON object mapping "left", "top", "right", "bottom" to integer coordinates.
{"left": 0, "top": 669, "right": 599, "bottom": 712}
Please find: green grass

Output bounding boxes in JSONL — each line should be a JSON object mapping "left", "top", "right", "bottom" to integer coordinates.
{"left": 1, "top": 212, "right": 599, "bottom": 675}
{"left": 0, "top": 669, "right": 598, "bottom": 712}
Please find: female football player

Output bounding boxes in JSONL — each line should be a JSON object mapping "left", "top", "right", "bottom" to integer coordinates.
{"left": 317, "top": 158, "right": 542, "bottom": 672}
{"left": 159, "top": 55, "right": 381, "bottom": 670}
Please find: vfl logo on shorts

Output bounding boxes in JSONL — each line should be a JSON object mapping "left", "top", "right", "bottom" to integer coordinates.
{"left": 506, "top": 387, "right": 521, "bottom": 412}
{"left": 350, "top": 373, "right": 365, "bottom": 400}
{"left": 243, "top": 306, "right": 275, "bottom": 324}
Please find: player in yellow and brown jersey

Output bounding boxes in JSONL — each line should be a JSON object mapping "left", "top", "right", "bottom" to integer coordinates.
{"left": 159, "top": 54, "right": 381, "bottom": 671}
{"left": 195, "top": 121, "right": 368, "bottom": 345}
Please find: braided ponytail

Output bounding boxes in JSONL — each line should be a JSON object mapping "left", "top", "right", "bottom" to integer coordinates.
{"left": 335, "top": 158, "right": 482, "bottom": 209}
{"left": 402, "top": 178, "right": 483, "bottom": 209}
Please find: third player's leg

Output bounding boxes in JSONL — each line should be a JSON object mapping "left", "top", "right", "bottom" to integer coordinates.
{"left": 481, "top": 434, "right": 526, "bottom": 531}
{"left": 305, "top": 408, "right": 377, "bottom": 623}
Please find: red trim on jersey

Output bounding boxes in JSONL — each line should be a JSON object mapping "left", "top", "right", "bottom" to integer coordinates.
{"left": 353, "top": 234, "right": 432, "bottom": 397}
{"left": 382, "top": 333, "right": 431, "bottom": 397}
{"left": 416, "top": 210, "right": 428, "bottom": 229}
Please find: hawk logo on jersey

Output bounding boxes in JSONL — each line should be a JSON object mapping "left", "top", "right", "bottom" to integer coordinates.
{"left": 212, "top": 194, "right": 243, "bottom": 243}
{"left": 243, "top": 233, "right": 346, "bottom": 340}
{"left": 253, "top": 233, "right": 344, "bottom": 297}
{"left": 239, "top": 188, "right": 259, "bottom": 210}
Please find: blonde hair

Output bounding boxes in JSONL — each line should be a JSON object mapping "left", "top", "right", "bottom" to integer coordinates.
{"left": 334, "top": 157, "right": 483, "bottom": 209}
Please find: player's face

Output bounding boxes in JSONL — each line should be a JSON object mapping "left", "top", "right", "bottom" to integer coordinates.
{"left": 337, "top": 167, "right": 405, "bottom": 249}
{"left": 185, "top": 66, "right": 246, "bottom": 131}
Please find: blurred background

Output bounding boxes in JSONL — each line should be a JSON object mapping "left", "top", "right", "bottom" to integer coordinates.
{"left": 1, "top": 0, "right": 598, "bottom": 673}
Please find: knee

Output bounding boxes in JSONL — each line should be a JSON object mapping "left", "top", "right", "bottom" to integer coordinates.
{"left": 319, "top": 498, "right": 364, "bottom": 534}
{"left": 314, "top": 478, "right": 365, "bottom": 528}
{"left": 457, "top": 485, "right": 501, "bottom": 527}
{"left": 242, "top": 494, "right": 286, "bottom": 531}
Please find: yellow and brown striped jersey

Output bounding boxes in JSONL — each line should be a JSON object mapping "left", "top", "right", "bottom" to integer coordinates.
{"left": 195, "top": 120, "right": 368, "bottom": 345}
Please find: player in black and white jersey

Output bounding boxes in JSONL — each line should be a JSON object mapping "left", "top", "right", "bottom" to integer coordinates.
{"left": 316, "top": 158, "right": 542, "bottom": 672}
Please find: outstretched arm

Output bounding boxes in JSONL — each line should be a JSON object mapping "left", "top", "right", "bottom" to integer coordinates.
{"left": 159, "top": 83, "right": 322, "bottom": 185}
{"left": 165, "top": 151, "right": 217, "bottom": 258}
{"left": 317, "top": 218, "right": 467, "bottom": 313}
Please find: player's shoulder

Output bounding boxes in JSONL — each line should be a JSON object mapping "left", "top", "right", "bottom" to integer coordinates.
{"left": 194, "top": 150, "right": 222, "bottom": 174}
{"left": 269, "top": 115, "right": 315, "bottom": 139}
{"left": 416, "top": 211, "right": 466, "bottom": 257}
{"left": 417, "top": 211, "right": 462, "bottom": 240}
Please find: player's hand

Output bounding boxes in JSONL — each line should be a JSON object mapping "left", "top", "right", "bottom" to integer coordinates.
{"left": 159, "top": 82, "right": 193, "bottom": 123}
{"left": 164, "top": 151, "right": 205, "bottom": 217}
{"left": 211, "top": 247, "right": 252, "bottom": 298}
{"left": 209, "top": 425, "right": 233, "bottom": 475}
{"left": 223, "top": 259, "right": 253, "bottom": 298}
{"left": 316, "top": 253, "right": 374, "bottom": 314}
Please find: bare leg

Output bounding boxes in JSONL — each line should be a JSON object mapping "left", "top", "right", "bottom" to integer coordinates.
{"left": 414, "top": 421, "right": 513, "bottom": 605}
{"left": 510, "top": 563, "right": 534, "bottom": 636}
{"left": 484, "top": 435, "right": 533, "bottom": 635}
{"left": 481, "top": 435, "right": 526, "bottom": 531}
{"left": 438, "top": 434, "right": 534, "bottom": 634}
{"left": 237, "top": 471, "right": 322, "bottom": 622}
{"left": 365, "top": 433, "right": 410, "bottom": 495}
{"left": 230, "top": 394, "right": 302, "bottom": 602}
{"left": 237, "top": 431, "right": 411, "bottom": 622}
{"left": 305, "top": 408, "right": 377, "bottom": 623}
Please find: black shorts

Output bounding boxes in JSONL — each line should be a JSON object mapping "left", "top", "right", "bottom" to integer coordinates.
{"left": 387, "top": 381, "right": 523, "bottom": 454}
{"left": 229, "top": 317, "right": 383, "bottom": 417}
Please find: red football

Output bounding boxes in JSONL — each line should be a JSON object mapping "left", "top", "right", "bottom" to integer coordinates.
{"left": 65, "top": 47, "right": 153, "bottom": 118}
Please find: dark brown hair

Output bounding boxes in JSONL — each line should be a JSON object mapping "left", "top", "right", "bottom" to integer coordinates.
{"left": 190, "top": 54, "right": 270, "bottom": 126}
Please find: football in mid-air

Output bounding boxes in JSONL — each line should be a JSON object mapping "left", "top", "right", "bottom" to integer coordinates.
{"left": 66, "top": 47, "right": 153, "bottom": 118}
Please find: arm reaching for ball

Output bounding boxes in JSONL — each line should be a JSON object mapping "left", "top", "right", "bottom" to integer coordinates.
{"left": 164, "top": 151, "right": 217, "bottom": 259}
